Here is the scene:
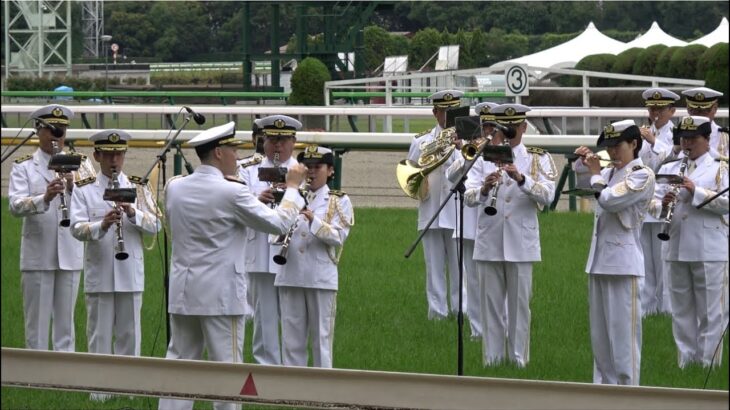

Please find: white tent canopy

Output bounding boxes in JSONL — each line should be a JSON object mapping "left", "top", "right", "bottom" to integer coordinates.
{"left": 624, "top": 21, "right": 687, "bottom": 49}
{"left": 489, "top": 22, "right": 626, "bottom": 77}
{"left": 690, "top": 17, "right": 729, "bottom": 47}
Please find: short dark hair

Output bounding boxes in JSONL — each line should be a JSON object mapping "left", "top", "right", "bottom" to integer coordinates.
{"left": 195, "top": 141, "right": 218, "bottom": 161}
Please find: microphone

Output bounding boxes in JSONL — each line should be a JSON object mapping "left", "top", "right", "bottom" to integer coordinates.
{"left": 487, "top": 122, "right": 516, "bottom": 140}
{"left": 34, "top": 118, "right": 65, "bottom": 139}
{"left": 183, "top": 106, "right": 206, "bottom": 125}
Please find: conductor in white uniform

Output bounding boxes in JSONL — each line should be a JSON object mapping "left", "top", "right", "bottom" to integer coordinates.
{"left": 574, "top": 120, "right": 655, "bottom": 385}
{"left": 159, "top": 122, "right": 307, "bottom": 410}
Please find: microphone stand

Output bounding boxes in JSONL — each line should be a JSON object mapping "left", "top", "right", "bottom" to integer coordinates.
{"left": 404, "top": 139, "right": 489, "bottom": 376}
{"left": 0, "top": 130, "right": 36, "bottom": 164}
{"left": 140, "top": 114, "right": 193, "bottom": 345}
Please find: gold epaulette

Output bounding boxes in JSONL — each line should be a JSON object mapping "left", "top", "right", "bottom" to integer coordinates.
{"left": 14, "top": 154, "right": 33, "bottom": 164}
{"left": 632, "top": 165, "right": 646, "bottom": 172}
{"left": 128, "top": 175, "right": 145, "bottom": 185}
{"left": 75, "top": 176, "right": 96, "bottom": 187}
{"left": 715, "top": 156, "right": 728, "bottom": 162}
{"left": 526, "top": 146, "right": 547, "bottom": 155}
{"left": 225, "top": 175, "right": 246, "bottom": 185}
{"left": 414, "top": 129, "right": 430, "bottom": 138}
{"left": 329, "top": 189, "right": 347, "bottom": 197}
{"left": 239, "top": 153, "right": 263, "bottom": 169}
{"left": 70, "top": 152, "right": 87, "bottom": 161}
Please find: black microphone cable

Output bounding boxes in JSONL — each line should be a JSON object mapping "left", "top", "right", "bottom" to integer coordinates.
{"left": 0, "top": 117, "right": 36, "bottom": 162}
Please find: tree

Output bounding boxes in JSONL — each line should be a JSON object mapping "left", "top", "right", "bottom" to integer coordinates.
{"left": 409, "top": 28, "right": 441, "bottom": 69}
{"left": 654, "top": 46, "right": 681, "bottom": 78}
{"left": 668, "top": 44, "right": 707, "bottom": 79}
{"left": 288, "top": 57, "right": 331, "bottom": 106}
{"left": 632, "top": 44, "right": 668, "bottom": 77}
{"left": 610, "top": 48, "right": 644, "bottom": 86}
{"left": 699, "top": 43, "right": 729, "bottom": 105}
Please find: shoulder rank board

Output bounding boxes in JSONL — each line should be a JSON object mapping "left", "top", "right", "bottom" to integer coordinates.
{"left": 128, "top": 175, "right": 145, "bottom": 185}
{"left": 526, "top": 146, "right": 547, "bottom": 155}
{"left": 75, "top": 176, "right": 96, "bottom": 187}
{"left": 14, "top": 154, "right": 33, "bottom": 164}
{"left": 239, "top": 153, "right": 263, "bottom": 169}
{"left": 329, "top": 189, "right": 346, "bottom": 197}
{"left": 224, "top": 175, "right": 246, "bottom": 185}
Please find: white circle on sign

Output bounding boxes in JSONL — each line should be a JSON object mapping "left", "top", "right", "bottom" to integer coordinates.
{"left": 505, "top": 65, "right": 528, "bottom": 95}
{"left": 110, "top": 43, "right": 119, "bottom": 52}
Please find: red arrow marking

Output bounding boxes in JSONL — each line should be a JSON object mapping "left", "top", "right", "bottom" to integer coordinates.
{"left": 240, "top": 372, "right": 258, "bottom": 396}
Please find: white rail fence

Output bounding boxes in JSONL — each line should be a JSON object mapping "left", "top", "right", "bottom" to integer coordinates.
{"left": 2, "top": 348, "right": 727, "bottom": 410}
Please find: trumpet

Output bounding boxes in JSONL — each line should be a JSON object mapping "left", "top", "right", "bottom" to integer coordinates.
{"left": 273, "top": 177, "right": 312, "bottom": 265}
{"left": 657, "top": 151, "right": 690, "bottom": 241}
{"left": 51, "top": 140, "right": 71, "bottom": 227}
{"left": 461, "top": 135, "right": 493, "bottom": 161}
{"left": 110, "top": 168, "right": 129, "bottom": 260}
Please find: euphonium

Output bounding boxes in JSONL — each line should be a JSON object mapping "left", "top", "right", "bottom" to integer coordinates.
{"left": 273, "top": 177, "right": 312, "bottom": 265}
{"left": 396, "top": 127, "right": 458, "bottom": 200}
{"left": 51, "top": 140, "right": 71, "bottom": 227}
{"left": 110, "top": 168, "right": 129, "bottom": 260}
{"left": 657, "top": 151, "right": 690, "bottom": 241}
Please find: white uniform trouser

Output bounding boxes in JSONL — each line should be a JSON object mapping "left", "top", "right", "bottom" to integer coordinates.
{"left": 249, "top": 271, "right": 282, "bottom": 365}
{"left": 640, "top": 223, "right": 671, "bottom": 315}
{"left": 477, "top": 261, "right": 532, "bottom": 367}
{"left": 668, "top": 261, "right": 725, "bottom": 368}
{"left": 422, "top": 228, "right": 463, "bottom": 319}
{"left": 85, "top": 292, "right": 142, "bottom": 356}
{"left": 279, "top": 286, "right": 337, "bottom": 368}
{"left": 589, "top": 275, "right": 641, "bottom": 386}
{"left": 158, "top": 314, "right": 245, "bottom": 410}
{"left": 457, "top": 238, "right": 481, "bottom": 338}
{"left": 21, "top": 270, "right": 80, "bottom": 351}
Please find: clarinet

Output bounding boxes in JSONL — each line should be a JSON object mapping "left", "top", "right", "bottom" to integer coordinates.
{"left": 110, "top": 168, "right": 129, "bottom": 260}
{"left": 657, "top": 151, "right": 690, "bottom": 241}
{"left": 51, "top": 140, "right": 71, "bottom": 227}
{"left": 273, "top": 178, "right": 312, "bottom": 265}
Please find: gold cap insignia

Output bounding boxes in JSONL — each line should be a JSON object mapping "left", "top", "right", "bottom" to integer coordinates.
{"left": 443, "top": 93, "right": 453, "bottom": 101}
{"left": 303, "top": 144, "right": 322, "bottom": 158}
{"left": 652, "top": 91, "right": 662, "bottom": 100}
{"left": 505, "top": 107, "right": 516, "bottom": 117}
{"left": 109, "top": 133, "right": 120, "bottom": 143}
{"left": 274, "top": 119, "right": 286, "bottom": 128}
{"left": 694, "top": 93, "right": 705, "bottom": 101}
{"left": 480, "top": 106, "right": 490, "bottom": 115}
{"left": 680, "top": 117, "right": 697, "bottom": 130}
{"left": 52, "top": 107, "right": 63, "bottom": 117}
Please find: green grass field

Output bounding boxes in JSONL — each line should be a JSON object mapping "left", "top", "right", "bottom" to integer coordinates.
{"left": 1, "top": 200, "right": 728, "bottom": 409}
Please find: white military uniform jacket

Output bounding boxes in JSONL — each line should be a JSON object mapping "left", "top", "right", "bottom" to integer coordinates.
{"left": 70, "top": 172, "right": 161, "bottom": 293}
{"left": 239, "top": 155, "right": 299, "bottom": 274}
{"left": 8, "top": 148, "right": 85, "bottom": 271}
{"left": 651, "top": 153, "right": 729, "bottom": 262}
{"left": 165, "top": 165, "right": 304, "bottom": 316}
{"left": 446, "top": 156, "right": 477, "bottom": 241}
{"left": 639, "top": 121, "right": 674, "bottom": 223}
{"left": 464, "top": 143, "right": 556, "bottom": 262}
{"left": 274, "top": 185, "right": 354, "bottom": 291}
{"left": 407, "top": 125, "right": 458, "bottom": 231}
{"left": 579, "top": 159, "right": 655, "bottom": 276}
{"left": 709, "top": 121, "right": 729, "bottom": 159}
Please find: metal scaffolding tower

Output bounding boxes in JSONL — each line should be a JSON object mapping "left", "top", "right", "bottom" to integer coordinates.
{"left": 81, "top": 0, "right": 104, "bottom": 58}
{"left": 4, "top": 0, "right": 73, "bottom": 79}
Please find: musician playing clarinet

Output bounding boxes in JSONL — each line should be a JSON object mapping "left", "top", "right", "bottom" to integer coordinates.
{"left": 651, "top": 116, "right": 728, "bottom": 369}
{"left": 574, "top": 120, "right": 655, "bottom": 386}
{"left": 275, "top": 145, "right": 354, "bottom": 368}
{"left": 69, "top": 130, "right": 160, "bottom": 402}
{"left": 464, "top": 103, "right": 556, "bottom": 368}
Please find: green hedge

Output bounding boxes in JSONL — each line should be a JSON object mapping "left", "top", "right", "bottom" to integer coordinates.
{"left": 700, "top": 43, "right": 729, "bottom": 105}
{"left": 288, "top": 57, "right": 330, "bottom": 106}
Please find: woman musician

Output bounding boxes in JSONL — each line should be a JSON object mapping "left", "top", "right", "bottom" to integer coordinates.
{"left": 274, "top": 145, "right": 354, "bottom": 369}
